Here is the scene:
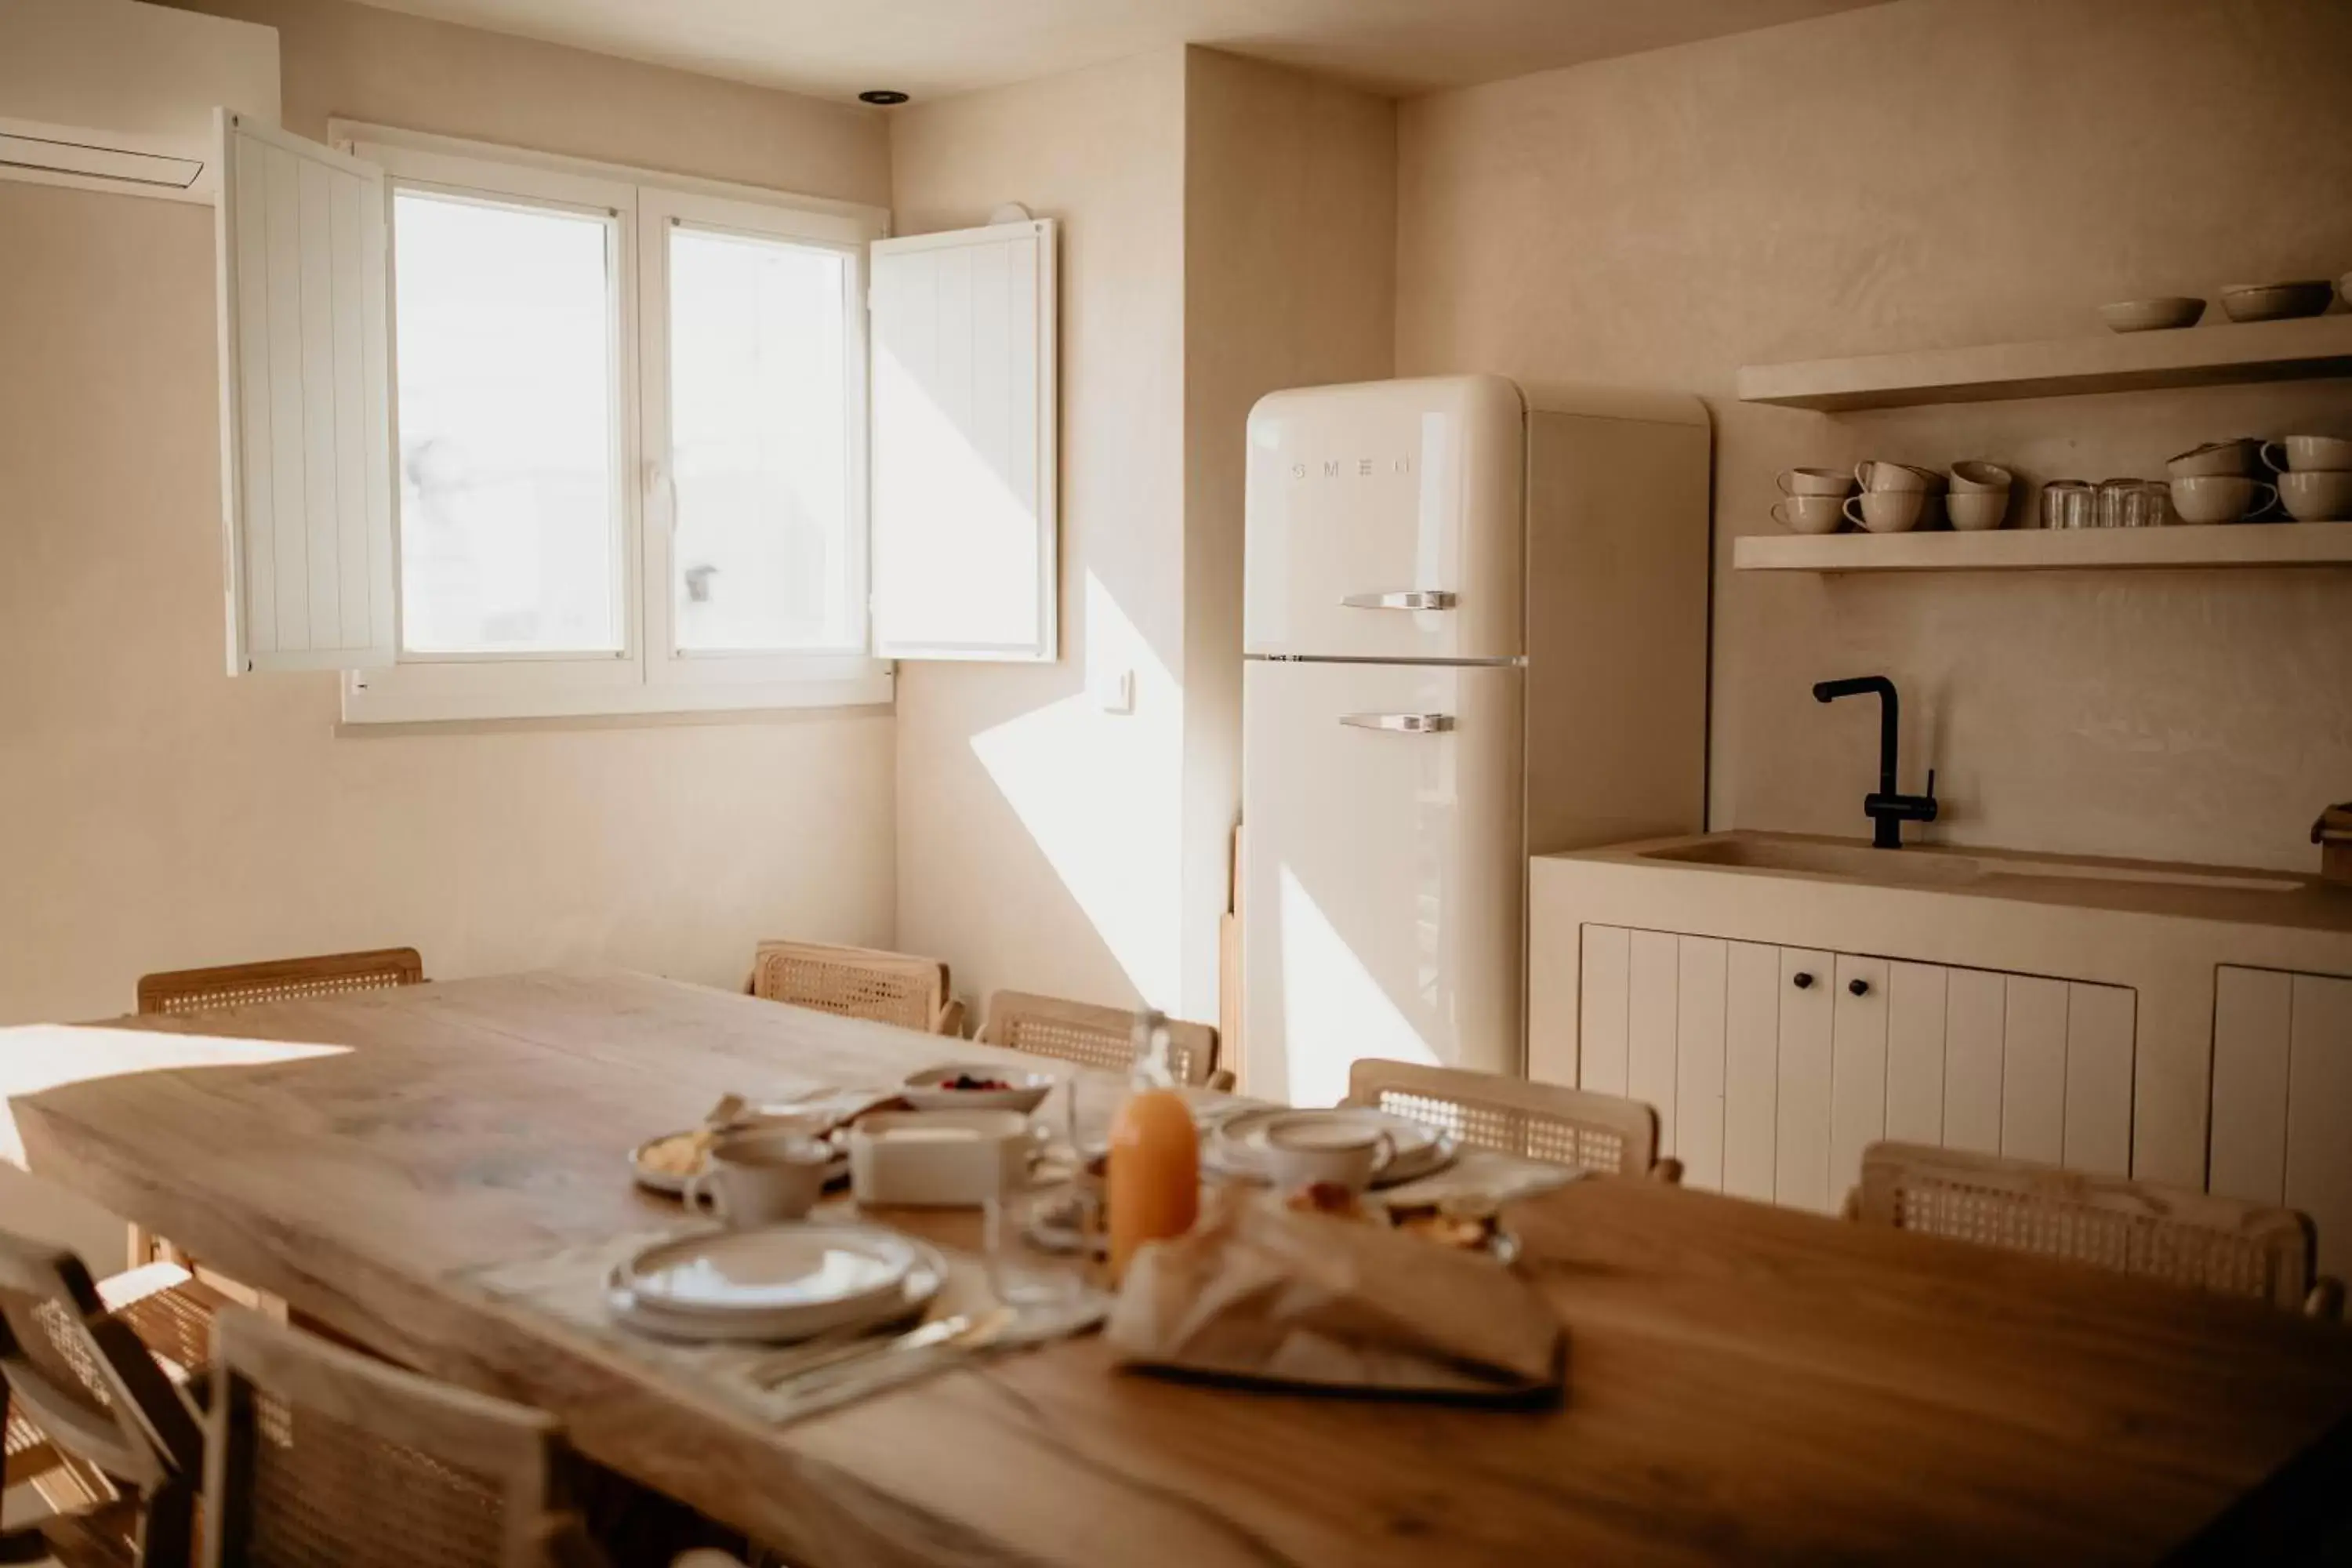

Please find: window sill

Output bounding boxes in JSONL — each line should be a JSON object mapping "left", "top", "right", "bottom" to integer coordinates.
{"left": 337, "top": 661, "right": 894, "bottom": 728}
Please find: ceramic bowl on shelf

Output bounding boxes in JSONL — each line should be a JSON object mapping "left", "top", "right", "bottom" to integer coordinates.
{"left": 1769, "top": 495, "right": 1846, "bottom": 535}
{"left": 1775, "top": 466, "right": 1857, "bottom": 497}
{"left": 1948, "top": 459, "right": 2014, "bottom": 493}
{"left": 2165, "top": 438, "right": 2262, "bottom": 479}
{"left": 1944, "top": 491, "right": 2010, "bottom": 531}
{"left": 2260, "top": 434, "right": 2352, "bottom": 474}
{"left": 2097, "top": 296, "right": 2205, "bottom": 332}
{"left": 2171, "top": 474, "right": 2276, "bottom": 525}
{"left": 2220, "top": 281, "right": 2334, "bottom": 323}
{"left": 2277, "top": 470, "right": 2352, "bottom": 522}
{"left": 1842, "top": 491, "right": 1926, "bottom": 534}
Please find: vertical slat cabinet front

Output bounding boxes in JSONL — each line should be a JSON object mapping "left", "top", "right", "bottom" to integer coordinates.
{"left": 1578, "top": 925, "right": 1632, "bottom": 1096}
{"left": 2001, "top": 976, "right": 2068, "bottom": 1163}
{"left": 2061, "top": 983, "right": 2135, "bottom": 1176}
{"left": 1774, "top": 949, "right": 1835, "bottom": 1212}
{"left": 1828, "top": 954, "right": 1889, "bottom": 1208}
{"left": 1721, "top": 942, "right": 1781, "bottom": 1203}
{"left": 1626, "top": 931, "right": 1680, "bottom": 1159}
{"left": 2285, "top": 974, "right": 2352, "bottom": 1279}
{"left": 1942, "top": 967, "right": 2005, "bottom": 1155}
{"left": 2210, "top": 966, "right": 2292, "bottom": 1204}
{"left": 1675, "top": 937, "right": 1729, "bottom": 1191}
{"left": 1883, "top": 961, "right": 1947, "bottom": 1146}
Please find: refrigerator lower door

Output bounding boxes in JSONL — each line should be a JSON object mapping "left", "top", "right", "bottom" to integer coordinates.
{"left": 1241, "top": 659, "right": 1525, "bottom": 1106}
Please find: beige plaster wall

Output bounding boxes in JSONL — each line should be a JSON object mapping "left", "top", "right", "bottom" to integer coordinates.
{"left": 1397, "top": 0, "right": 2352, "bottom": 873}
{"left": 0, "top": 0, "right": 894, "bottom": 1261}
{"left": 1179, "top": 49, "right": 1396, "bottom": 1023}
{"left": 888, "top": 51, "right": 1192, "bottom": 1014}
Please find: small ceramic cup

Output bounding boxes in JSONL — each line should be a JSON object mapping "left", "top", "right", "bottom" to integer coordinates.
{"left": 1257, "top": 1116, "right": 1396, "bottom": 1193}
{"left": 1776, "top": 466, "right": 1857, "bottom": 497}
{"left": 2166, "top": 438, "right": 2261, "bottom": 480}
{"left": 1948, "top": 460, "right": 2014, "bottom": 494}
{"left": 1842, "top": 489, "right": 1927, "bottom": 533}
{"left": 2260, "top": 435, "right": 2352, "bottom": 474}
{"left": 1770, "top": 495, "right": 1846, "bottom": 534}
{"left": 683, "top": 1129, "right": 833, "bottom": 1226}
{"left": 2169, "top": 474, "right": 2276, "bottom": 525}
{"left": 1944, "top": 490, "right": 2010, "bottom": 531}
{"left": 1853, "top": 459, "right": 1939, "bottom": 492}
{"left": 2278, "top": 469, "right": 2352, "bottom": 522}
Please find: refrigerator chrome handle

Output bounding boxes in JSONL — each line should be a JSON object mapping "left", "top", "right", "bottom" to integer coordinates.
{"left": 1340, "top": 590, "right": 1457, "bottom": 612}
{"left": 1338, "top": 712, "right": 1455, "bottom": 734}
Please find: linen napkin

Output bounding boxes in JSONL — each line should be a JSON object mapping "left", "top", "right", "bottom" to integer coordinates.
{"left": 1103, "top": 1190, "right": 1564, "bottom": 1400}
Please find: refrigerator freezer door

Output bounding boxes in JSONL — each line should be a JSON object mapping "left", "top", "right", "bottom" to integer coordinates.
{"left": 1243, "top": 375, "right": 1525, "bottom": 662}
{"left": 1240, "top": 659, "right": 1525, "bottom": 1106}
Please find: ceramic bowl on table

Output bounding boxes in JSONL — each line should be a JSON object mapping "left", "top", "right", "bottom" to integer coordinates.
{"left": 1775, "top": 467, "right": 1857, "bottom": 497}
{"left": 2098, "top": 296, "right": 2205, "bottom": 332}
{"left": 2277, "top": 470, "right": 2352, "bottom": 522}
{"left": 2220, "top": 281, "right": 2335, "bottom": 323}
{"left": 1770, "top": 495, "right": 1846, "bottom": 535}
{"left": 2170, "top": 474, "right": 2276, "bottom": 525}
{"left": 2165, "top": 438, "right": 2262, "bottom": 480}
{"left": 900, "top": 1063, "right": 1055, "bottom": 1113}
{"left": 2260, "top": 435, "right": 2352, "bottom": 474}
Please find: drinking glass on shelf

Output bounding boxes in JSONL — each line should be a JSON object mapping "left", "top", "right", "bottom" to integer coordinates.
{"left": 2042, "top": 480, "right": 2095, "bottom": 530}
{"left": 2097, "top": 477, "right": 2168, "bottom": 529}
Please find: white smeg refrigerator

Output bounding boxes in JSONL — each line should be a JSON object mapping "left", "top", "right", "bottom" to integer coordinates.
{"left": 1240, "top": 374, "right": 1711, "bottom": 1105}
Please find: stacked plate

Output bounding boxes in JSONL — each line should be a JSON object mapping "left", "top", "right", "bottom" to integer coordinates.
{"left": 606, "top": 1223, "right": 944, "bottom": 1344}
{"left": 1202, "top": 1105, "right": 1457, "bottom": 1189}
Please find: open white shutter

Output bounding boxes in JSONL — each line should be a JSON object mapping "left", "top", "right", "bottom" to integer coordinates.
{"left": 869, "top": 219, "right": 1058, "bottom": 662}
{"left": 215, "top": 109, "right": 394, "bottom": 673}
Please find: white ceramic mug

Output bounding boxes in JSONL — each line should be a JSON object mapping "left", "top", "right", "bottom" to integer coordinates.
{"left": 2166, "top": 438, "right": 2260, "bottom": 480}
{"left": 1258, "top": 1116, "right": 1396, "bottom": 1192}
{"left": 2277, "top": 469, "right": 2352, "bottom": 522}
{"left": 1842, "top": 490, "right": 1926, "bottom": 533}
{"left": 1853, "top": 460, "right": 1938, "bottom": 493}
{"left": 683, "top": 1130, "right": 833, "bottom": 1226}
{"left": 2169, "top": 474, "right": 2275, "bottom": 525}
{"left": 1770, "top": 495, "right": 1846, "bottom": 534}
{"left": 1948, "top": 459, "right": 2013, "bottom": 494}
{"left": 2261, "top": 435, "right": 2352, "bottom": 474}
{"left": 1944, "top": 490, "right": 2009, "bottom": 531}
{"left": 1776, "top": 466, "right": 1856, "bottom": 497}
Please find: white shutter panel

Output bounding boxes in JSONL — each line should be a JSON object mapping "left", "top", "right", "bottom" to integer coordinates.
{"left": 215, "top": 109, "right": 394, "bottom": 673}
{"left": 869, "top": 219, "right": 1058, "bottom": 662}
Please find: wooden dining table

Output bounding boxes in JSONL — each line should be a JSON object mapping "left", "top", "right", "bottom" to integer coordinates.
{"left": 6, "top": 967, "right": 2352, "bottom": 1565}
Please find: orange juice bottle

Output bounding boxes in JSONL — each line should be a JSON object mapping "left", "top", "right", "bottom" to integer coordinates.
{"left": 1106, "top": 1011, "right": 1199, "bottom": 1282}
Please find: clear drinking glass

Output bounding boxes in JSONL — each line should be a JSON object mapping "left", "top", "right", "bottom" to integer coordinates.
{"left": 2041, "top": 480, "right": 2095, "bottom": 530}
{"left": 982, "top": 1179, "right": 1089, "bottom": 1308}
{"left": 2096, "top": 477, "right": 2170, "bottom": 529}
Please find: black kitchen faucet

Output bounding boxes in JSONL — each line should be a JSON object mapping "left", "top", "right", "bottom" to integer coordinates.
{"left": 1813, "top": 675, "right": 1938, "bottom": 849}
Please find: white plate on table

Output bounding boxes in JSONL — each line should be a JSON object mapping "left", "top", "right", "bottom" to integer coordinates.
{"left": 899, "top": 1063, "right": 1055, "bottom": 1114}
{"left": 630, "top": 1129, "right": 851, "bottom": 1197}
{"left": 1203, "top": 1106, "right": 1457, "bottom": 1189}
{"left": 606, "top": 1225, "right": 939, "bottom": 1343}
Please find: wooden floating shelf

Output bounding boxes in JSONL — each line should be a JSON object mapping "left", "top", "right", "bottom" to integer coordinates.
{"left": 1734, "top": 521, "right": 2352, "bottom": 573}
{"left": 1738, "top": 314, "right": 2352, "bottom": 412}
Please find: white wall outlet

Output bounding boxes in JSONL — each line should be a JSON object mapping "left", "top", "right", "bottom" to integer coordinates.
{"left": 1094, "top": 667, "right": 1135, "bottom": 715}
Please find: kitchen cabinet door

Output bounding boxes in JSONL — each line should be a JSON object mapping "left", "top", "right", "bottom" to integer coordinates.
{"left": 2062, "top": 982, "right": 2135, "bottom": 1177}
{"left": 1628, "top": 931, "right": 1679, "bottom": 1157}
{"left": 1884, "top": 961, "right": 1947, "bottom": 1146}
{"left": 1943, "top": 968, "right": 2005, "bottom": 1156}
{"left": 1675, "top": 936, "right": 1729, "bottom": 1191}
{"left": 2285, "top": 974, "right": 2352, "bottom": 1279}
{"left": 2002, "top": 976, "right": 2068, "bottom": 1164}
{"left": 1829, "top": 955, "right": 1890, "bottom": 1210}
{"left": 2210, "top": 965, "right": 2292, "bottom": 1204}
{"left": 1775, "top": 949, "right": 1835, "bottom": 1212}
{"left": 1579, "top": 924, "right": 1632, "bottom": 1095}
{"left": 1721, "top": 942, "right": 1780, "bottom": 1203}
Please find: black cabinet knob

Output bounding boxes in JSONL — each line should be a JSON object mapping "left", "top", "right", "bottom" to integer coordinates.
{"left": 1792, "top": 972, "right": 1814, "bottom": 989}
{"left": 1849, "top": 978, "right": 1871, "bottom": 996}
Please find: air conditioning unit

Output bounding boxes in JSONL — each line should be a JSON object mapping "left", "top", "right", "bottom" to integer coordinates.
{"left": 0, "top": 0, "right": 279, "bottom": 204}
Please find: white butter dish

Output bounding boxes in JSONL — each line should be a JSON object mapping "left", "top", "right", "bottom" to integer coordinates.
{"left": 848, "top": 1109, "right": 1032, "bottom": 1207}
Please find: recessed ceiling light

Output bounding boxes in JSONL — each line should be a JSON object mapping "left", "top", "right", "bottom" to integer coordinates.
{"left": 858, "top": 89, "right": 909, "bottom": 106}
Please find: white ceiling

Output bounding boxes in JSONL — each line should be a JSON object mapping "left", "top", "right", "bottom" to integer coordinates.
{"left": 351, "top": 0, "right": 1895, "bottom": 103}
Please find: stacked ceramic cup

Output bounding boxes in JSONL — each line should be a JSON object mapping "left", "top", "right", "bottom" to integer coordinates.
{"left": 1770, "top": 467, "right": 1856, "bottom": 534}
{"left": 1945, "top": 461, "right": 2013, "bottom": 531}
{"left": 2165, "top": 439, "right": 2277, "bottom": 524}
{"left": 2262, "top": 435, "right": 2352, "bottom": 523}
{"left": 1843, "top": 460, "right": 1944, "bottom": 534}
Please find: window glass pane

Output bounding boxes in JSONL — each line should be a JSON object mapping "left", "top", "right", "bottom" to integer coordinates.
{"left": 393, "top": 189, "right": 620, "bottom": 654}
{"left": 668, "top": 225, "right": 854, "bottom": 653}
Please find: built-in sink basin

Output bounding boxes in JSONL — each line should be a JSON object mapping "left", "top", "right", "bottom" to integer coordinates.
{"left": 1639, "top": 835, "right": 2305, "bottom": 894}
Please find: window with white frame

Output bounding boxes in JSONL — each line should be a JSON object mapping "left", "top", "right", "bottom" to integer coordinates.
{"left": 327, "top": 126, "right": 885, "bottom": 721}
{"left": 212, "top": 115, "right": 1057, "bottom": 724}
